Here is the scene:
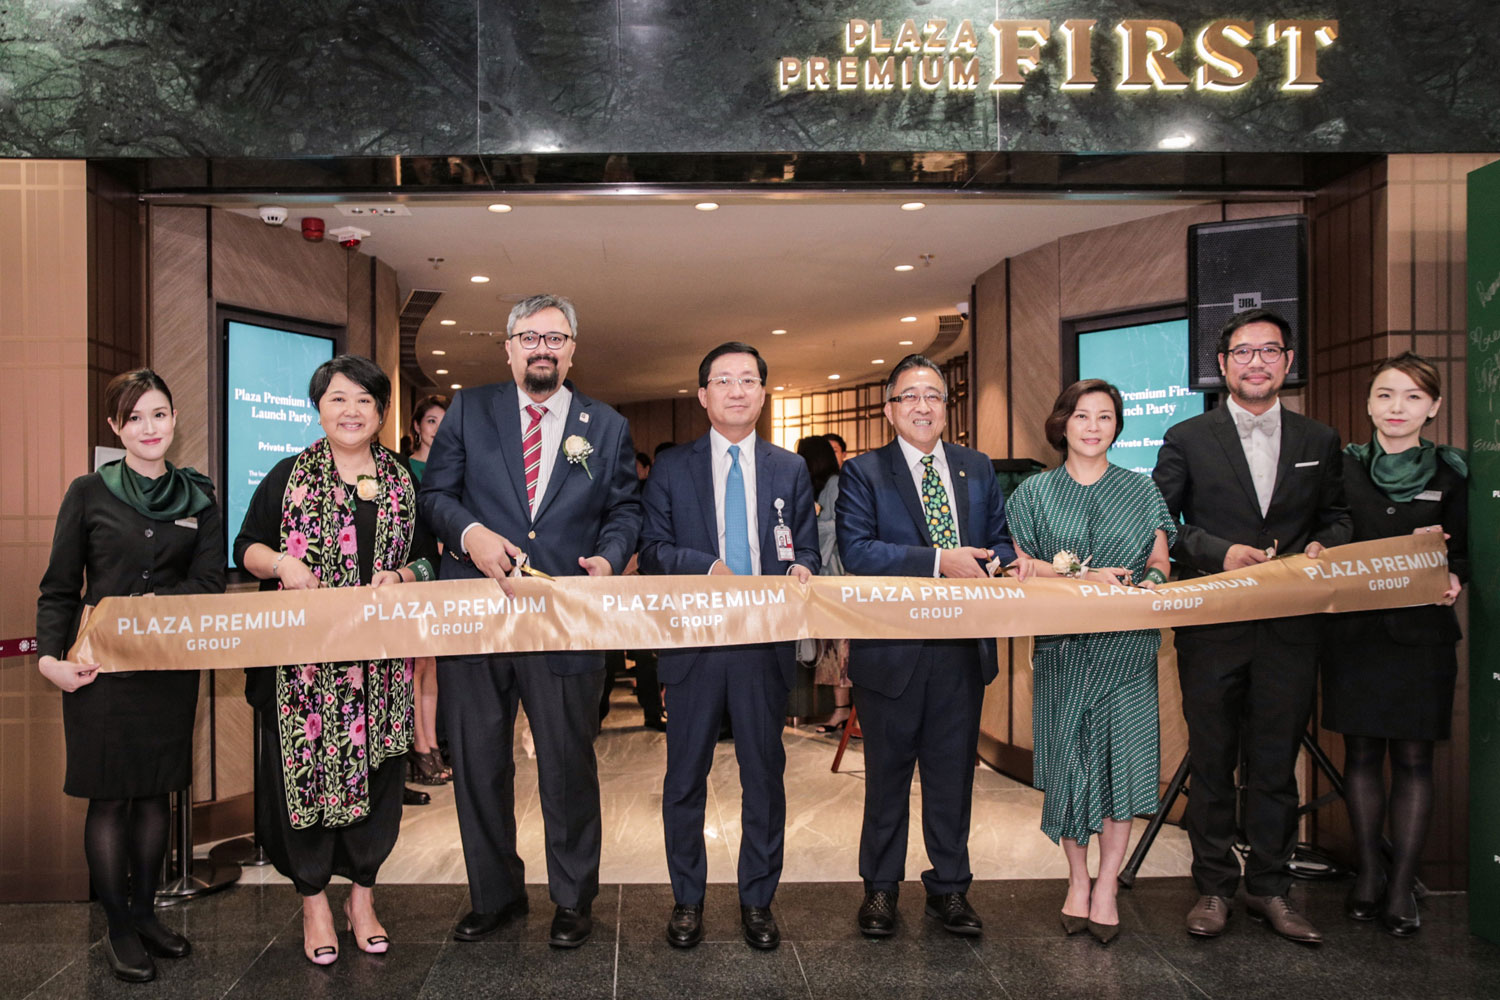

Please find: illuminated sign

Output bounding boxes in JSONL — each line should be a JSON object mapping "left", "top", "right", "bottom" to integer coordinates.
{"left": 776, "top": 16, "right": 1337, "bottom": 95}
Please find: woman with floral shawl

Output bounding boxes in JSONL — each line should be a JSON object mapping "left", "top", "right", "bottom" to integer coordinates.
{"left": 235, "top": 355, "right": 435, "bottom": 965}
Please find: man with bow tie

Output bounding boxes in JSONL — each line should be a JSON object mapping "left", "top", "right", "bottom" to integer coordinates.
{"left": 1153, "top": 309, "right": 1351, "bottom": 945}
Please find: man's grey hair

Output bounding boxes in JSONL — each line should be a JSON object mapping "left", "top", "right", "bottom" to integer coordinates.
{"left": 506, "top": 294, "right": 579, "bottom": 339}
{"left": 884, "top": 354, "right": 947, "bottom": 398}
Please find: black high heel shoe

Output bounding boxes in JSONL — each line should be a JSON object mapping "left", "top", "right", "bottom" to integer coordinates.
{"left": 1344, "top": 889, "right": 1380, "bottom": 922}
{"left": 133, "top": 915, "right": 192, "bottom": 958}
{"left": 1382, "top": 893, "right": 1421, "bottom": 937}
{"left": 103, "top": 931, "right": 157, "bottom": 983}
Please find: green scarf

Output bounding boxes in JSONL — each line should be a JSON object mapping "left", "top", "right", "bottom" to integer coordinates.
{"left": 99, "top": 459, "right": 215, "bottom": 520}
{"left": 1345, "top": 438, "right": 1468, "bottom": 503}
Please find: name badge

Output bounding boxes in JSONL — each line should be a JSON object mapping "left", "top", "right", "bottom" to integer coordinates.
{"left": 174, "top": 517, "right": 198, "bottom": 529}
{"left": 772, "top": 497, "right": 794, "bottom": 561}
{"left": 1414, "top": 489, "right": 1443, "bottom": 502}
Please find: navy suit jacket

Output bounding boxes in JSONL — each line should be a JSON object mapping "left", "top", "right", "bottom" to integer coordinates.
{"left": 639, "top": 433, "right": 820, "bottom": 688}
{"left": 835, "top": 439, "right": 1014, "bottom": 698}
{"left": 418, "top": 379, "right": 642, "bottom": 675}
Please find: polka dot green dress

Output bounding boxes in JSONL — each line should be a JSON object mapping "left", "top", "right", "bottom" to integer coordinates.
{"left": 1005, "top": 464, "right": 1178, "bottom": 846}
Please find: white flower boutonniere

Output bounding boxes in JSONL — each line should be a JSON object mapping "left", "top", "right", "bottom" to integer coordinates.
{"left": 1051, "top": 550, "right": 1090, "bottom": 579}
{"left": 355, "top": 474, "right": 380, "bottom": 501}
{"left": 563, "top": 435, "right": 594, "bottom": 479}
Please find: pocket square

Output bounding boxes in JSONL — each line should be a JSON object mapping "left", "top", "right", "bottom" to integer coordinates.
{"left": 1294, "top": 460, "right": 1319, "bottom": 468}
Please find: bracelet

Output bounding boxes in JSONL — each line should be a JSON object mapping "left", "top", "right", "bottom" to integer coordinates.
{"left": 271, "top": 551, "right": 288, "bottom": 577}
{"left": 1143, "top": 567, "right": 1167, "bottom": 585}
{"left": 406, "top": 558, "right": 435, "bottom": 582}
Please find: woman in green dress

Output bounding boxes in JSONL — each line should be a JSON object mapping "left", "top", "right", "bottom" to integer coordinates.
{"left": 1008, "top": 379, "right": 1175, "bottom": 945}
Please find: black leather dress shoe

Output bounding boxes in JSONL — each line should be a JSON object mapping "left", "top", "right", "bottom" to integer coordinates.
{"left": 133, "top": 916, "right": 191, "bottom": 958}
{"left": 103, "top": 932, "right": 156, "bottom": 983}
{"left": 667, "top": 904, "right": 703, "bottom": 948}
{"left": 857, "top": 890, "right": 898, "bottom": 937}
{"left": 550, "top": 905, "right": 593, "bottom": 948}
{"left": 454, "top": 898, "right": 529, "bottom": 941}
{"left": 741, "top": 906, "right": 780, "bottom": 950}
{"left": 925, "top": 893, "right": 983, "bottom": 937}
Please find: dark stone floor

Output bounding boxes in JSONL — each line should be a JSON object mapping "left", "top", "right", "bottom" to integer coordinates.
{"left": 2, "top": 878, "right": 1495, "bottom": 1000}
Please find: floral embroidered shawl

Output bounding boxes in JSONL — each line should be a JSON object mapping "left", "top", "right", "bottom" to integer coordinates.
{"left": 274, "top": 437, "right": 416, "bottom": 829}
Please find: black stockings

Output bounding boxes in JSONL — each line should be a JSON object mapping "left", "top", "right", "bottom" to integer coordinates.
{"left": 1342, "top": 736, "right": 1433, "bottom": 914}
{"left": 84, "top": 795, "right": 171, "bottom": 939}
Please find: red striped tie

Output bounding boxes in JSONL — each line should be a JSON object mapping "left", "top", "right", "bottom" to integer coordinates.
{"left": 523, "top": 404, "right": 547, "bottom": 510}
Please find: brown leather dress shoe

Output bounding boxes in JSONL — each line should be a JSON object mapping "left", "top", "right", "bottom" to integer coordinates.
{"left": 1246, "top": 894, "right": 1323, "bottom": 944}
{"left": 1185, "top": 895, "right": 1231, "bottom": 937}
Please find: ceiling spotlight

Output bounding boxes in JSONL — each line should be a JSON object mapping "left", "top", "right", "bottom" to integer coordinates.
{"left": 435, "top": 369, "right": 449, "bottom": 375}
{"left": 872, "top": 358, "right": 885, "bottom": 364}
{"left": 426, "top": 256, "right": 445, "bottom": 269}
{"left": 450, "top": 383, "right": 462, "bottom": 389}
{"left": 901, "top": 201, "right": 926, "bottom": 211}
{"left": 439, "top": 319, "right": 456, "bottom": 326}
{"left": 894, "top": 264, "right": 914, "bottom": 272}
{"left": 432, "top": 350, "right": 447, "bottom": 356}
{"left": 898, "top": 340, "right": 914, "bottom": 346}
{"left": 1158, "top": 133, "right": 1195, "bottom": 150}
{"left": 774, "top": 385, "right": 785, "bottom": 391}
{"left": 470, "top": 275, "right": 490, "bottom": 283}
{"left": 677, "top": 388, "right": 689, "bottom": 394}
{"left": 695, "top": 202, "right": 719, "bottom": 211}
{"left": 771, "top": 328, "right": 787, "bottom": 335}
{"left": 900, "top": 316, "right": 917, "bottom": 323}
{"left": 828, "top": 374, "right": 841, "bottom": 380}
{"left": 487, "top": 203, "right": 512, "bottom": 213}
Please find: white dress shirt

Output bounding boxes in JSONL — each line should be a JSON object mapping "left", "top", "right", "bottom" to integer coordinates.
{"left": 1226, "top": 396, "right": 1282, "bottom": 517}
{"left": 896, "top": 436, "right": 960, "bottom": 577}
{"left": 710, "top": 428, "right": 760, "bottom": 574}
{"left": 461, "top": 384, "right": 574, "bottom": 552}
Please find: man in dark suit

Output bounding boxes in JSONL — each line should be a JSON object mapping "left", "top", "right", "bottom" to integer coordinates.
{"left": 419, "top": 294, "right": 642, "bottom": 948}
{"left": 639, "top": 342, "right": 819, "bottom": 950}
{"left": 835, "top": 354, "right": 1014, "bottom": 938}
{"left": 1153, "top": 308, "right": 1351, "bottom": 944}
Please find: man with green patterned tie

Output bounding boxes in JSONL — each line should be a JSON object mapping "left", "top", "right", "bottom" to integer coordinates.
{"left": 835, "top": 355, "right": 1015, "bottom": 938}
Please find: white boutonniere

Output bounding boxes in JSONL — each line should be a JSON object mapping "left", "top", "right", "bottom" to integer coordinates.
{"left": 355, "top": 474, "right": 380, "bottom": 501}
{"left": 563, "top": 435, "right": 594, "bottom": 479}
{"left": 1051, "top": 550, "right": 1090, "bottom": 579}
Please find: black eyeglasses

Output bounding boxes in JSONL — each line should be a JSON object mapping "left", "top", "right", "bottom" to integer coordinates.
{"left": 1225, "top": 345, "right": 1285, "bottom": 364}
{"left": 510, "top": 331, "right": 573, "bottom": 350}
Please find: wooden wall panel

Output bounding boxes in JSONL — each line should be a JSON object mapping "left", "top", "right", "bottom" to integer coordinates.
{"left": 1006, "top": 241, "right": 1060, "bottom": 465}
{"left": 0, "top": 160, "right": 92, "bottom": 902}
{"left": 211, "top": 211, "right": 348, "bottom": 327}
{"left": 1058, "top": 204, "right": 1221, "bottom": 319}
{"left": 375, "top": 260, "right": 401, "bottom": 452}
{"left": 973, "top": 260, "right": 1008, "bottom": 457}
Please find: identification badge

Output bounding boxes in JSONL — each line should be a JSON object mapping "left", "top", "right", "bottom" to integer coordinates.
{"left": 174, "top": 517, "right": 198, "bottom": 529}
{"left": 1414, "top": 490, "right": 1443, "bottom": 502}
{"left": 772, "top": 497, "right": 794, "bottom": 561}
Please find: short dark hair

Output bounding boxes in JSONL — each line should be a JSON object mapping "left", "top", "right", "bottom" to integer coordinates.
{"left": 635, "top": 451, "right": 652, "bottom": 469}
{"left": 1217, "top": 308, "right": 1292, "bottom": 357}
{"left": 410, "top": 393, "right": 450, "bottom": 435}
{"left": 1044, "top": 379, "right": 1125, "bottom": 454}
{"left": 824, "top": 433, "right": 847, "bottom": 452}
{"left": 308, "top": 355, "right": 391, "bottom": 416}
{"left": 104, "top": 369, "right": 173, "bottom": 428}
{"left": 1370, "top": 351, "right": 1442, "bottom": 400}
{"left": 698, "top": 342, "right": 768, "bottom": 388}
{"left": 653, "top": 440, "right": 676, "bottom": 457}
{"left": 796, "top": 435, "right": 839, "bottom": 496}
{"left": 884, "top": 354, "right": 946, "bottom": 398}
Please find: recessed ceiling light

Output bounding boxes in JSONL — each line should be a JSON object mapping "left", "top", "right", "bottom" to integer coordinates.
{"left": 828, "top": 374, "right": 841, "bottom": 380}
{"left": 894, "top": 264, "right": 914, "bottom": 272}
{"left": 774, "top": 385, "right": 785, "bottom": 391}
{"left": 439, "top": 319, "right": 456, "bottom": 326}
{"left": 431, "top": 349, "right": 447, "bottom": 355}
{"left": 898, "top": 340, "right": 914, "bottom": 346}
{"left": 677, "top": 388, "right": 689, "bottom": 394}
{"left": 435, "top": 369, "right": 449, "bottom": 375}
{"left": 695, "top": 202, "right": 719, "bottom": 211}
{"left": 872, "top": 358, "right": 885, "bottom": 364}
{"left": 900, "top": 316, "right": 917, "bottom": 323}
{"left": 487, "top": 203, "right": 512, "bottom": 213}
{"left": 901, "top": 201, "right": 926, "bottom": 211}
{"left": 450, "top": 383, "right": 462, "bottom": 389}
{"left": 771, "top": 328, "right": 787, "bottom": 335}
{"left": 470, "top": 275, "right": 490, "bottom": 283}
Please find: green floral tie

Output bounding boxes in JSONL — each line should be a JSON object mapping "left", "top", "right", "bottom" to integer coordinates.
{"left": 920, "top": 454, "right": 958, "bottom": 549}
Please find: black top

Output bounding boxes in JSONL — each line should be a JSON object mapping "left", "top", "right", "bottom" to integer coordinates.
{"left": 1327, "top": 452, "right": 1468, "bottom": 646}
{"left": 37, "top": 472, "right": 226, "bottom": 660}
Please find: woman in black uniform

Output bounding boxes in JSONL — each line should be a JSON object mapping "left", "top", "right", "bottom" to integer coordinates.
{"left": 1322, "top": 352, "right": 1466, "bottom": 936}
{"left": 36, "top": 369, "right": 225, "bottom": 983}
{"left": 235, "top": 355, "right": 434, "bottom": 965}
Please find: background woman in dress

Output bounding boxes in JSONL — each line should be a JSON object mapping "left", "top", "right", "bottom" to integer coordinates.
{"left": 36, "top": 369, "right": 224, "bottom": 983}
{"left": 796, "top": 434, "right": 851, "bottom": 732}
{"left": 1322, "top": 352, "right": 1466, "bottom": 936}
{"left": 1006, "top": 379, "right": 1175, "bottom": 945}
{"left": 405, "top": 393, "right": 451, "bottom": 785}
{"left": 235, "top": 355, "right": 435, "bottom": 965}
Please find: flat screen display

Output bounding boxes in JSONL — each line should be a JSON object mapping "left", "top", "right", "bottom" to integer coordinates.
{"left": 223, "top": 319, "right": 335, "bottom": 566}
{"left": 1076, "top": 318, "right": 1205, "bottom": 475}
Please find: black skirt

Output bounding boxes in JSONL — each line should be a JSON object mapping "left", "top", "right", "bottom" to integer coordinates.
{"left": 1321, "top": 633, "right": 1457, "bottom": 741}
{"left": 62, "top": 670, "right": 201, "bottom": 799}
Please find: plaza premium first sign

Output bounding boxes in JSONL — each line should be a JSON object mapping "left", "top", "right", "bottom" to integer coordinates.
{"left": 777, "top": 16, "right": 1337, "bottom": 96}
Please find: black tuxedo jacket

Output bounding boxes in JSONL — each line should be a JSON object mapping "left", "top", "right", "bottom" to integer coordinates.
{"left": 1153, "top": 403, "right": 1352, "bottom": 643}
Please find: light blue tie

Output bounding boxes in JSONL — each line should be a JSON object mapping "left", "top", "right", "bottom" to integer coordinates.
{"left": 724, "top": 444, "right": 753, "bottom": 575}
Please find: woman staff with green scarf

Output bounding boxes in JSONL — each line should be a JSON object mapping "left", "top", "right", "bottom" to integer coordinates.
{"left": 1321, "top": 352, "right": 1467, "bottom": 938}
{"left": 37, "top": 369, "right": 225, "bottom": 984}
